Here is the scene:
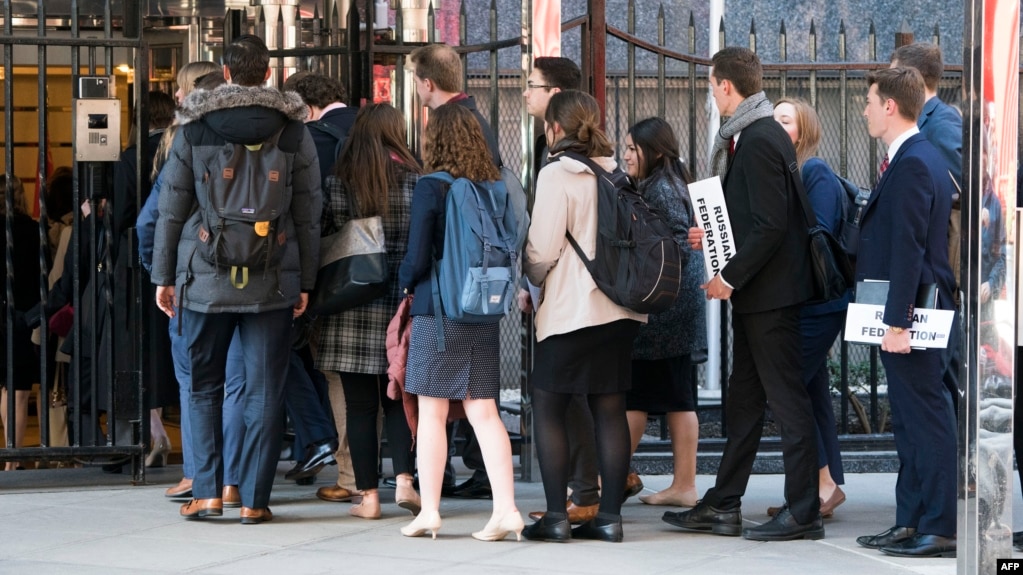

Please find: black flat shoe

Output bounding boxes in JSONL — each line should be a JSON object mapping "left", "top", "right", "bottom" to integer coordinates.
{"left": 571, "top": 516, "right": 623, "bottom": 543}
{"left": 286, "top": 440, "right": 338, "bottom": 481}
{"left": 741, "top": 505, "right": 824, "bottom": 541}
{"left": 522, "top": 515, "right": 571, "bottom": 542}
{"left": 662, "top": 500, "right": 742, "bottom": 536}
{"left": 448, "top": 474, "right": 492, "bottom": 499}
{"left": 856, "top": 525, "right": 917, "bottom": 549}
{"left": 879, "top": 533, "right": 956, "bottom": 558}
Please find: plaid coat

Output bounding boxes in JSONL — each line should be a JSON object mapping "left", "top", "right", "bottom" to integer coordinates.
{"left": 315, "top": 162, "right": 418, "bottom": 374}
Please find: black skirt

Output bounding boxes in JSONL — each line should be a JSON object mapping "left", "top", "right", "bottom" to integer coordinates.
{"left": 627, "top": 355, "right": 696, "bottom": 413}
{"left": 532, "top": 319, "right": 640, "bottom": 395}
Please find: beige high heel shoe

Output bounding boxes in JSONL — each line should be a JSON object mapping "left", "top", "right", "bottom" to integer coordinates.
{"left": 146, "top": 438, "right": 171, "bottom": 468}
{"left": 401, "top": 511, "right": 442, "bottom": 539}
{"left": 472, "top": 511, "right": 525, "bottom": 542}
{"left": 395, "top": 474, "right": 422, "bottom": 516}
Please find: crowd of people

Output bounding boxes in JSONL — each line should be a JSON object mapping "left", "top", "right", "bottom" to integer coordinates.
{"left": 0, "top": 34, "right": 971, "bottom": 557}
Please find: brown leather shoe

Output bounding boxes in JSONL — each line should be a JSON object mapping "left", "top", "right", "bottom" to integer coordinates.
{"left": 316, "top": 484, "right": 357, "bottom": 503}
{"left": 624, "top": 472, "right": 644, "bottom": 500}
{"left": 240, "top": 507, "right": 273, "bottom": 525}
{"left": 222, "top": 485, "right": 241, "bottom": 508}
{"left": 165, "top": 477, "right": 193, "bottom": 498}
{"left": 527, "top": 500, "right": 600, "bottom": 525}
{"left": 180, "top": 498, "right": 223, "bottom": 519}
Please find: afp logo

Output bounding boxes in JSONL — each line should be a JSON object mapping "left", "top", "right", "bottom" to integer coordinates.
{"left": 999, "top": 559, "right": 1023, "bottom": 571}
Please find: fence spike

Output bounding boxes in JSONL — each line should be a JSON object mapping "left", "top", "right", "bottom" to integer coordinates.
{"left": 839, "top": 19, "right": 845, "bottom": 35}
{"left": 749, "top": 17, "right": 756, "bottom": 35}
{"left": 809, "top": 18, "right": 816, "bottom": 35}
{"left": 932, "top": 23, "right": 940, "bottom": 46}
{"left": 749, "top": 18, "right": 756, "bottom": 53}
{"left": 779, "top": 19, "right": 786, "bottom": 36}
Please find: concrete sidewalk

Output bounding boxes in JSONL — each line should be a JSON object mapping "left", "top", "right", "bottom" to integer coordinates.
{"left": 0, "top": 465, "right": 1014, "bottom": 574}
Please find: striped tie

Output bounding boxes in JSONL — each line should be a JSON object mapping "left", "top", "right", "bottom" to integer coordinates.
{"left": 879, "top": 153, "right": 889, "bottom": 177}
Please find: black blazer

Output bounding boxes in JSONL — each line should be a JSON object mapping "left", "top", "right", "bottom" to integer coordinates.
{"left": 855, "top": 132, "right": 956, "bottom": 327}
{"left": 719, "top": 116, "right": 813, "bottom": 314}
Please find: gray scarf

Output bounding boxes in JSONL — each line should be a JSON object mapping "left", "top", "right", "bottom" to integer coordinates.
{"left": 710, "top": 91, "right": 775, "bottom": 178}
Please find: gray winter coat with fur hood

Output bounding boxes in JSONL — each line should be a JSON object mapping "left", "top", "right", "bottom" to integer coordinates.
{"left": 151, "top": 84, "right": 322, "bottom": 313}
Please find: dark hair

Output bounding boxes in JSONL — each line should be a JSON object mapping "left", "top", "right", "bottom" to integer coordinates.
{"left": 285, "top": 72, "right": 347, "bottom": 108}
{"left": 628, "top": 117, "right": 692, "bottom": 184}
{"left": 46, "top": 167, "right": 74, "bottom": 220}
{"left": 409, "top": 43, "right": 462, "bottom": 93}
{"left": 333, "top": 104, "right": 421, "bottom": 218}
{"left": 890, "top": 42, "right": 943, "bottom": 92}
{"left": 423, "top": 103, "right": 501, "bottom": 181}
{"left": 533, "top": 57, "right": 582, "bottom": 91}
{"left": 193, "top": 71, "right": 227, "bottom": 92}
{"left": 711, "top": 46, "right": 762, "bottom": 98}
{"left": 148, "top": 91, "right": 176, "bottom": 130}
{"left": 545, "top": 90, "right": 614, "bottom": 158}
{"left": 0, "top": 173, "right": 27, "bottom": 217}
{"left": 867, "top": 67, "right": 925, "bottom": 122}
{"left": 222, "top": 34, "right": 269, "bottom": 86}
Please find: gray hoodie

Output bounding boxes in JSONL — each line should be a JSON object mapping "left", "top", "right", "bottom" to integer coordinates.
{"left": 151, "top": 84, "right": 322, "bottom": 313}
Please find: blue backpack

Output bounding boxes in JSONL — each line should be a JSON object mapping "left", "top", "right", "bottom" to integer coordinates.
{"left": 424, "top": 171, "right": 525, "bottom": 351}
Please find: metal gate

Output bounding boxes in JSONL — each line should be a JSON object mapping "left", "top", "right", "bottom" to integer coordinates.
{"left": 1, "top": 2, "right": 149, "bottom": 481}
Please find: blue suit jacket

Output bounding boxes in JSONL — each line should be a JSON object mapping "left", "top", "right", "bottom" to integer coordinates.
{"left": 917, "top": 97, "right": 962, "bottom": 192}
{"left": 855, "top": 132, "right": 956, "bottom": 328}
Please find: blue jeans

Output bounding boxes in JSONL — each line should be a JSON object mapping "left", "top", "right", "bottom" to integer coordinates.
{"left": 285, "top": 346, "right": 337, "bottom": 458}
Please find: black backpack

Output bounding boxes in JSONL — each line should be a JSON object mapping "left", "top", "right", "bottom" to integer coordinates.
{"left": 192, "top": 124, "right": 300, "bottom": 289}
{"left": 560, "top": 152, "right": 682, "bottom": 314}
{"left": 837, "top": 175, "right": 870, "bottom": 258}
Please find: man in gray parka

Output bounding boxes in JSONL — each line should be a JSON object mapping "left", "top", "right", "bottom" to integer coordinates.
{"left": 153, "top": 34, "right": 321, "bottom": 524}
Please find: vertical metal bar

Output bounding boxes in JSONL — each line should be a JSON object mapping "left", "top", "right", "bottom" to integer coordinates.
{"left": 656, "top": 5, "right": 665, "bottom": 119}
{"left": 488, "top": 0, "right": 499, "bottom": 138}
{"left": 808, "top": 20, "right": 817, "bottom": 107}
{"left": 70, "top": 0, "right": 84, "bottom": 448}
{"left": 589, "top": 0, "right": 608, "bottom": 127}
{"left": 868, "top": 21, "right": 878, "bottom": 187}
{"left": 36, "top": 0, "right": 52, "bottom": 447}
{"left": 3, "top": 0, "right": 14, "bottom": 453}
{"left": 626, "top": 0, "right": 635, "bottom": 129}
{"left": 779, "top": 20, "right": 787, "bottom": 97}
{"left": 748, "top": 18, "right": 756, "bottom": 54}
{"left": 687, "top": 11, "right": 696, "bottom": 172}
{"left": 839, "top": 21, "right": 848, "bottom": 177}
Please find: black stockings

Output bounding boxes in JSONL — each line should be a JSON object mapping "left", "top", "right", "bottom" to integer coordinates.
{"left": 532, "top": 388, "right": 631, "bottom": 516}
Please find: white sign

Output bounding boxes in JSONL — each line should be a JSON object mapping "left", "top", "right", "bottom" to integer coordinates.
{"left": 688, "top": 176, "right": 735, "bottom": 279}
{"left": 843, "top": 303, "right": 955, "bottom": 349}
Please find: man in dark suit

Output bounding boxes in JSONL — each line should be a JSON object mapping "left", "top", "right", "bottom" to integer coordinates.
{"left": 283, "top": 72, "right": 359, "bottom": 183}
{"left": 853, "top": 67, "right": 957, "bottom": 558}
{"left": 890, "top": 42, "right": 964, "bottom": 418}
{"left": 664, "top": 46, "right": 822, "bottom": 541}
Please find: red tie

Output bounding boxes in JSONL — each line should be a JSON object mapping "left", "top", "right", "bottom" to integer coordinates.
{"left": 729, "top": 137, "right": 735, "bottom": 157}
{"left": 879, "top": 153, "right": 889, "bottom": 177}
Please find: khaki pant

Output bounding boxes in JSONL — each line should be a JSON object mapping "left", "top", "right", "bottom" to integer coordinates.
{"left": 948, "top": 208, "right": 961, "bottom": 297}
{"left": 323, "top": 370, "right": 357, "bottom": 490}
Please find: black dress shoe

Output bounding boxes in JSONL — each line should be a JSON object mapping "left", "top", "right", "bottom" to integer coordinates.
{"left": 571, "top": 514, "right": 624, "bottom": 543}
{"left": 741, "top": 505, "right": 824, "bottom": 541}
{"left": 448, "top": 474, "right": 492, "bottom": 499}
{"left": 295, "top": 475, "right": 316, "bottom": 486}
{"left": 662, "top": 500, "right": 742, "bottom": 536}
{"left": 1013, "top": 531, "right": 1023, "bottom": 550}
{"left": 286, "top": 440, "right": 338, "bottom": 481}
{"left": 856, "top": 525, "right": 917, "bottom": 549}
{"left": 879, "top": 533, "right": 956, "bottom": 558}
{"left": 522, "top": 514, "right": 571, "bottom": 542}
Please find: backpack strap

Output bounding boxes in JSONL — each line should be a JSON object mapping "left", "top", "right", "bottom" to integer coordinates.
{"left": 557, "top": 152, "right": 604, "bottom": 276}
{"left": 424, "top": 171, "right": 455, "bottom": 352}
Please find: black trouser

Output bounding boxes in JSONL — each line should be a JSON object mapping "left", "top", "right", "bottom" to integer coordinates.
{"left": 340, "top": 372, "right": 415, "bottom": 491}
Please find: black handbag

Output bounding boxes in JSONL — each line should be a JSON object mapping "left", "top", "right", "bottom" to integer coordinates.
{"left": 787, "top": 161, "right": 854, "bottom": 303}
{"left": 308, "top": 215, "right": 389, "bottom": 316}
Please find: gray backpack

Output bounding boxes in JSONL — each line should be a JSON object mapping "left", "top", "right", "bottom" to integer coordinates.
{"left": 193, "top": 125, "right": 298, "bottom": 289}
